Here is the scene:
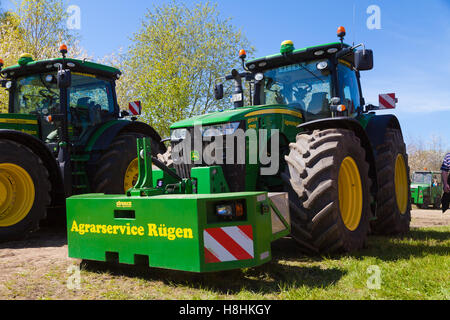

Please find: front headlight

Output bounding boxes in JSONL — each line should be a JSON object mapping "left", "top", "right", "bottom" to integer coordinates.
{"left": 171, "top": 128, "right": 187, "bottom": 141}
{"left": 202, "top": 122, "right": 240, "bottom": 137}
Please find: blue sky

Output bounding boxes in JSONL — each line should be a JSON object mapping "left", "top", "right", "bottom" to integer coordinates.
{"left": 3, "top": 0, "right": 450, "bottom": 149}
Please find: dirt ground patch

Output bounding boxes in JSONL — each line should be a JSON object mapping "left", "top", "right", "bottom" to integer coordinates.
{"left": 410, "top": 208, "right": 450, "bottom": 228}
{"left": 0, "top": 209, "right": 449, "bottom": 299}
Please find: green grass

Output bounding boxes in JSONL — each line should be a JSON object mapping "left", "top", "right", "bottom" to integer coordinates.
{"left": 1, "top": 226, "right": 449, "bottom": 300}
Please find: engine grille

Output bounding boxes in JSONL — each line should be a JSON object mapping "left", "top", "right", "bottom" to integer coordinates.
{"left": 171, "top": 122, "right": 246, "bottom": 192}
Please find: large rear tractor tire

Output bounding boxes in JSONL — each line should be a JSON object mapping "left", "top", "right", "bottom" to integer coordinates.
{"left": 371, "top": 128, "right": 411, "bottom": 235}
{"left": 283, "top": 129, "right": 372, "bottom": 254}
{"left": 92, "top": 133, "right": 161, "bottom": 194}
{"left": 0, "top": 140, "right": 51, "bottom": 241}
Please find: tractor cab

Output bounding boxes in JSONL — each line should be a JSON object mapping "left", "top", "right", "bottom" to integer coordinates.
{"left": 214, "top": 27, "right": 374, "bottom": 122}
{"left": 0, "top": 46, "right": 122, "bottom": 155}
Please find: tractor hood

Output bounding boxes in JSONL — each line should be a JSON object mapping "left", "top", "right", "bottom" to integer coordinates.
{"left": 170, "top": 105, "right": 304, "bottom": 129}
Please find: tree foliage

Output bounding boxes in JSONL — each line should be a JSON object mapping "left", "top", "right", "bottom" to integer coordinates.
{"left": 114, "top": 1, "right": 253, "bottom": 137}
{"left": 0, "top": 0, "right": 86, "bottom": 113}
{"left": 407, "top": 135, "right": 447, "bottom": 173}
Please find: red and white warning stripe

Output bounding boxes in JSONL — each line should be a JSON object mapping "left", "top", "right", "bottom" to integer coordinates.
{"left": 128, "top": 101, "right": 142, "bottom": 115}
{"left": 379, "top": 93, "right": 397, "bottom": 109}
{"left": 204, "top": 225, "right": 254, "bottom": 263}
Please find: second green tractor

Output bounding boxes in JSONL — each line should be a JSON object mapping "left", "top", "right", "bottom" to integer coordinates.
{"left": 410, "top": 171, "right": 442, "bottom": 209}
{"left": 166, "top": 27, "right": 411, "bottom": 254}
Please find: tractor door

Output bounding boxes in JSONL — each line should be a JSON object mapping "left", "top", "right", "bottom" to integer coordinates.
{"left": 67, "top": 73, "right": 117, "bottom": 143}
{"left": 337, "top": 62, "right": 362, "bottom": 115}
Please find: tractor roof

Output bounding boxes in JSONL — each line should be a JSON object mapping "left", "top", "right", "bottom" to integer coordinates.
{"left": 1, "top": 57, "right": 121, "bottom": 79}
{"left": 246, "top": 42, "right": 352, "bottom": 72}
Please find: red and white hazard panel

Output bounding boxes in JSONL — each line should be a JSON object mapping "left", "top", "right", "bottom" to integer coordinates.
{"left": 203, "top": 225, "right": 254, "bottom": 263}
{"left": 128, "top": 101, "right": 142, "bottom": 115}
{"left": 379, "top": 93, "right": 397, "bottom": 109}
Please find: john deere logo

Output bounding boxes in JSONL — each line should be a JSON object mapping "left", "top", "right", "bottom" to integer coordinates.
{"left": 191, "top": 150, "right": 200, "bottom": 162}
{"left": 116, "top": 201, "right": 132, "bottom": 208}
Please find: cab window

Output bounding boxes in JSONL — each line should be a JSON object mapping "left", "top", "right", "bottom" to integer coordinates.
{"left": 13, "top": 73, "right": 59, "bottom": 115}
{"left": 69, "top": 73, "right": 114, "bottom": 113}
{"left": 337, "top": 63, "right": 361, "bottom": 114}
{"left": 68, "top": 73, "right": 115, "bottom": 129}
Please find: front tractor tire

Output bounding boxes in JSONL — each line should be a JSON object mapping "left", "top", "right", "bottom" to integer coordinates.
{"left": 0, "top": 140, "right": 51, "bottom": 241}
{"left": 371, "top": 128, "right": 411, "bottom": 235}
{"left": 283, "top": 129, "right": 372, "bottom": 254}
{"left": 92, "top": 133, "right": 161, "bottom": 194}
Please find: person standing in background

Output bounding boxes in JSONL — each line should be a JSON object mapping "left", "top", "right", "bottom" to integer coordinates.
{"left": 440, "top": 153, "right": 450, "bottom": 212}
{"left": 441, "top": 153, "right": 450, "bottom": 193}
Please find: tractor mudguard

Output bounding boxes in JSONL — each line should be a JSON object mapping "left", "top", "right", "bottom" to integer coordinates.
{"left": 364, "top": 114, "right": 402, "bottom": 153}
{"left": 0, "top": 130, "right": 65, "bottom": 206}
{"left": 297, "top": 117, "right": 378, "bottom": 193}
{"left": 85, "top": 120, "right": 166, "bottom": 158}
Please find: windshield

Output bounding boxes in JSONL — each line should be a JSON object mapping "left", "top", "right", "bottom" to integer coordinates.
{"left": 13, "top": 73, "right": 59, "bottom": 115}
{"left": 412, "top": 173, "right": 432, "bottom": 184}
{"left": 258, "top": 60, "right": 332, "bottom": 121}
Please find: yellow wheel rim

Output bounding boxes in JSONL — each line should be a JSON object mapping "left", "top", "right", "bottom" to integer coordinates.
{"left": 338, "top": 157, "right": 363, "bottom": 231}
{"left": 124, "top": 158, "right": 139, "bottom": 192}
{"left": 395, "top": 154, "right": 408, "bottom": 214}
{"left": 0, "top": 163, "right": 35, "bottom": 227}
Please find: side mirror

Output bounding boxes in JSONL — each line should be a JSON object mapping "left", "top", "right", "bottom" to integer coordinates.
{"left": 120, "top": 110, "right": 130, "bottom": 118}
{"left": 330, "top": 97, "right": 341, "bottom": 106}
{"left": 355, "top": 49, "right": 373, "bottom": 71}
{"left": 214, "top": 83, "right": 224, "bottom": 100}
{"left": 57, "top": 69, "right": 72, "bottom": 88}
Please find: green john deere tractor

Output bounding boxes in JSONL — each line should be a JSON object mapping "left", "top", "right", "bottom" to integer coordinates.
{"left": 65, "top": 27, "right": 412, "bottom": 272}
{"left": 0, "top": 46, "right": 165, "bottom": 241}
{"left": 166, "top": 28, "right": 412, "bottom": 253}
{"left": 410, "top": 171, "right": 442, "bottom": 209}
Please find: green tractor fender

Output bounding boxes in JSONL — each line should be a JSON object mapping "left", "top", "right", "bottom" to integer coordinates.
{"left": 364, "top": 114, "right": 402, "bottom": 153}
{"left": 0, "top": 129, "right": 65, "bottom": 207}
{"left": 84, "top": 120, "right": 167, "bottom": 157}
{"left": 82, "top": 120, "right": 168, "bottom": 194}
{"left": 297, "top": 114, "right": 405, "bottom": 194}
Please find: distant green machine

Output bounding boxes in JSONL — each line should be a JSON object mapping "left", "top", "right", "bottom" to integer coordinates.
{"left": 410, "top": 171, "right": 442, "bottom": 209}
{"left": 67, "top": 26, "right": 412, "bottom": 272}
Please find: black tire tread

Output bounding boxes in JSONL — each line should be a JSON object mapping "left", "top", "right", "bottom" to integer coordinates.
{"left": 284, "top": 129, "right": 372, "bottom": 254}
{"left": 91, "top": 133, "right": 160, "bottom": 194}
{"left": 371, "top": 128, "right": 411, "bottom": 235}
